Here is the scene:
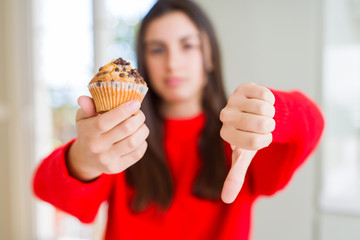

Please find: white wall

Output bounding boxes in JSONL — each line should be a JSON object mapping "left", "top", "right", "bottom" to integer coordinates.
{"left": 0, "top": 0, "right": 35, "bottom": 239}
{"left": 319, "top": 0, "right": 360, "bottom": 239}
{"left": 0, "top": 1, "right": 11, "bottom": 238}
{"left": 195, "top": 0, "right": 322, "bottom": 239}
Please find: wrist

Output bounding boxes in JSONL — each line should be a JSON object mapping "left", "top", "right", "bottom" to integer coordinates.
{"left": 66, "top": 140, "right": 102, "bottom": 182}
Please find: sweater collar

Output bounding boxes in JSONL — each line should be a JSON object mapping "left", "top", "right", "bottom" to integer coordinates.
{"left": 164, "top": 112, "right": 206, "bottom": 140}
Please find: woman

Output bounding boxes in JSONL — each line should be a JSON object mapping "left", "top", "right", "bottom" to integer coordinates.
{"left": 33, "top": 0, "right": 325, "bottom": 239}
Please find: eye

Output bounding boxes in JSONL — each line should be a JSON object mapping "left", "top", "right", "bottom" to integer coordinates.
{"left": 149, "top": 47, "right": 164, "bottom": 55}
{"left": 183, "top": 43, "right": 194, "bottom": 50}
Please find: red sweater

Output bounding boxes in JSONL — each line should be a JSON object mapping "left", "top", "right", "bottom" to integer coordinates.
{"left": 33, "top": 90, "right": 324, "bottom": 240}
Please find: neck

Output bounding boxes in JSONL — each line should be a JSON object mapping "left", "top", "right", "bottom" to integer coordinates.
{"left": 161, "top": 97, "right": 203, "bottom": 119}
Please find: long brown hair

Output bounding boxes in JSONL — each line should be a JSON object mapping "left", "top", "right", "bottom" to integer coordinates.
{"left": 126, "top": 0, "right": 228, "bottom": 212}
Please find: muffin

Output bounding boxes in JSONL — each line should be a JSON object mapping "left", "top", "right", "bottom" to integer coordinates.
{"left": 88, "top": 58, "right": 148, "bottom": 113}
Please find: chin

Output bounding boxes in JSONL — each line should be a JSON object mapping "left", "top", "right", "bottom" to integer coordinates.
{"left": 163, "top": 93, "right": 190, "bottom": 103}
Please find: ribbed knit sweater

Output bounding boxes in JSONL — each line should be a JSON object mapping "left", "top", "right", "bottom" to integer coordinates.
{"left": 33, "top": 89, "right": 325, "bottom": 240}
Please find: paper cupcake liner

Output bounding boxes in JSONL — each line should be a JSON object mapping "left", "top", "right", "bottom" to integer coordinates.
{"left": 88, "top": 82, "right": 148, "bottom": 113}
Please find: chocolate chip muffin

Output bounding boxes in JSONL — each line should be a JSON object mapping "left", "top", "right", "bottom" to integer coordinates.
{"left": 88, "top": 58, "right": 148, "bottom": 113}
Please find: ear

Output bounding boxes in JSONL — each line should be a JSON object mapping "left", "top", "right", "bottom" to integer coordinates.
{"left": 200, "top": 31, "right": 214, "bottom": 72}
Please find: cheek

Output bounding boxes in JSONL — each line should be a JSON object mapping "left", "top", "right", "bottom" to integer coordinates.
{"left": 145, "top": 60, "right": 166, "bottom": 97}
{"left": 189, "top": 54, "right": 207, "bottom": 86}
{"left": 145, "top": 57, "right": 163, "bottom": 82}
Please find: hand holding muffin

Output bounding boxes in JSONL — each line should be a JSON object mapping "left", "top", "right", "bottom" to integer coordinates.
{"left": 66, "top": 58, "right": 149, "bottom": 182}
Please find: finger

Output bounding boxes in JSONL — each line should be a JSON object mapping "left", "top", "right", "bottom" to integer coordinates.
{"left": 76, "top": 96, "right": 97, "bottom": 121}
{"left": 118, "top": 141, "right": 148, "bottom": 172}
{"left": 101, "top": 111, "right": 146, "bottom": 145}
{"left": 221, "top": 148, "right": 256, "bottom": 203}
{"left": 226, "top": 98, "right": 275, "bottom": 118}
{"left": 110, "top": 124, "right": 150, "bottom": 157}
{"left": 221, "top": 109, "right": 275, "bottom": 134}
{"left": 220, "top": 125, "right": 272, "bottom": 150}
{"left": 94, "top": 100, "right": 141, "bottom": 133}
{"left": 103, "top": 141, "right": 148, "bottom": 174}
{"left": 235, "top": 83, "right": 275, "bottom": 104}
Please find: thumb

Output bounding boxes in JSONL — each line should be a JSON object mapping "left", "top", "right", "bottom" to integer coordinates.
{"left": 221, "top": 147, "right": 256, "bottom": 204}
{"left": 76, "top": 96, "right": 97, "bottom": 121}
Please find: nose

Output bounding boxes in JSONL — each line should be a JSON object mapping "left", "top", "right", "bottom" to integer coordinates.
{"left": 165, "top": 47, "right": 182, "bottom": 73}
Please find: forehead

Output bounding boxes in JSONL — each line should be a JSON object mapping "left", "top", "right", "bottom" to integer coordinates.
{"left": 145, "top": 11, "right": 200, "bottom": 42}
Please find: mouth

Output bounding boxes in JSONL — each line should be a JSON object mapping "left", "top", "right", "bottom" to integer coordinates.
{"left": 165, "top": 77, "right": 183, "bottom": 87}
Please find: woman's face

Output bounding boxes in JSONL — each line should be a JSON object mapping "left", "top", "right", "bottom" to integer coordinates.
{"left": 144, "top": 11, "right": 207, "bottom": 105}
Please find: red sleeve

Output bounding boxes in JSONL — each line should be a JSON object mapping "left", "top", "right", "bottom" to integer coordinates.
{"left": 32, "top": 139, "right": 114, "bottom": 223}
{"left": 246, "top": 89, "right": 325, "bottom": 197}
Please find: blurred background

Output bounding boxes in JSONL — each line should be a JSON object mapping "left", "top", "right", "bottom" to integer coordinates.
{"left": 0, "top": 0, "right": 360, "bottom": 239}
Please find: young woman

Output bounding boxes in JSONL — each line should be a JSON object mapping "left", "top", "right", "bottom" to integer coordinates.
{"left": 33, "top": 0, "right": 325, "bottom": 239}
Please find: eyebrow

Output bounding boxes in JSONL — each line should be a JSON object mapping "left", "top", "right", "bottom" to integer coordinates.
{"left": 145, "top": 34, "right": 201, "bottom": 46}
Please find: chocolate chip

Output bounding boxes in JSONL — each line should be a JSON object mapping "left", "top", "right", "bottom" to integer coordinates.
{"left": 115, "top": 67, "right": 119, "bottom": 72}
{"left": 96, "top": 80, "right": 102, "bottom": 87}
{"left": 123, "top": 67, "right": 127, "bottom": 71}
{"left": 96, "top": 72, "right": 102, "bottom": 77}
{"left": 119, "top": 73, "right": 125, "bottom": 77}
{"left": 114, "top": 57, "right": 131, "bottom": 66}
{"left": 99, "top": 67, "right": 103, "bottom": 71}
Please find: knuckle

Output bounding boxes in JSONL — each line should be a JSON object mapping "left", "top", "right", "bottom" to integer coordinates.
{"left": 220, "top": 109, "right": 229, "bottom": 122}
{"left": 233, "top": 84, "right": 246, "bottom": 95}
{"left": 138, "top": 111, "right": 146, "bottom": 123}
{"left": 258, "top": 88, "right": 269, "bottom": 100}
{"left": 132, "top": 150, "right": 143, "bottom": 161}
{"left": 270, "top": 119, "right": 276, "bottom": 131}
{"left": 270, "top": 105, "right": 276, "bottom": 117}
{"left": 257, "top": 104, "right": 268, "bottom": 116}
{"left": 127, "top": 135, "right": 138, "bottom": 149}
{"left": 219, "top": 109, "right": 225, "bottom": 122}
{"left": 94, "top": 118, "right": 106, "bottom": 132}
{"left": 248, "top": 135, "right": 262, "bottom": 150}
{"left": 260, "top": 118, "right": 275, "bottom": 133}
{"left": 143, "top": 140, "right": 149, "bottom": 150}
{"left": 268, "top": 134, "right": 273, "bottom": 146}
{"left": 125, "top": 152, "right": 141, "bottom": 167}
{"left": 122, "top": 122, "right": 135, "bottom": 136}
{"left": 143, "top": 125, "right": 150, "bottom": 139}
{"left": 259, "top": 134, "right": 272, "bottom": 149}
{"left": 134, "top": 145, "right": 147, "bottom": 160}
{"left": 255, "top": 119, "right": 266, "bottom": 133}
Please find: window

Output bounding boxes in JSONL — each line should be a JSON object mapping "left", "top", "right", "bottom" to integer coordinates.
{"left": 33, "top": 0, "right": 94, "bottom": 238}
{"left": 32, "top": 0, "right": 155, "bottom": 239}
{"left": 320, "top": 0, "right": 360, "bottom": 215}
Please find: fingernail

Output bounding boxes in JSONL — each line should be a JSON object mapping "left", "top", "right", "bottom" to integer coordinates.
{"left": 128, "top": 100, "right": 140, "bottom": 111}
